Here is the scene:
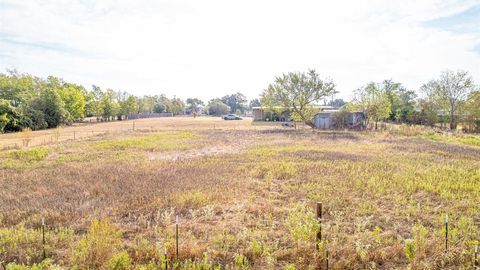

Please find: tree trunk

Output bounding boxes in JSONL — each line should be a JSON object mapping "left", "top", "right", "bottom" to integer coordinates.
{"left": 450, "top": 112, "right": 456, "bottom": 130}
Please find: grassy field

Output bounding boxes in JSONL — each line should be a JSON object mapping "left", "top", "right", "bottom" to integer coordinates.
{"left": 0, "top": 117, "right": 479, "bottom": 269}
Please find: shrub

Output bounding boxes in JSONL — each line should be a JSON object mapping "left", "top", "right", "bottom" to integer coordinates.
{"left": 404, "top": 239, "right": 415, "bottom": 263}
{"left": 285, "top": 202, "right": 319, "bottom": 243}
{"left": 108, "top": 251, "right": 131, "bottom": 270}
{"left": 71, "top": 219, "right": 123, "bottom": 270}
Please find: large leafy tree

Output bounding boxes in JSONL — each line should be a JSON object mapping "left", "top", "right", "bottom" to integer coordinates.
{"left": 186, "top": 98, "right": 204, "bottom": 114}
{"left": 221, "top": 92, "right": 247, "bottom": 114}
{"left": 99, "top": 89, "right": 118, "bottom": 121}
{"left": 353, "top": 82, "right": 391, "bottom": 130}
{"left": 381, "top": 80, "right": 416, "bottom": 123}
{"left": 421, "top": 70, "right": 474, "bottom": 130}
{"left": 207, "top": 99, "right": 230, "bottom": 116}
{"left": 261, "top": 69, "right": 336, "bottom": 127}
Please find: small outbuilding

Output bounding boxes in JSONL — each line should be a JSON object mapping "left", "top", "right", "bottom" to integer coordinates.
{"left": 314, "top": 111, "right": 365, "bottom": 129}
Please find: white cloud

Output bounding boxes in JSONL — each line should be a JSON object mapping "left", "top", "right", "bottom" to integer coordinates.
{"left": 0, "top": 0, "right": 479, "bottom": 101}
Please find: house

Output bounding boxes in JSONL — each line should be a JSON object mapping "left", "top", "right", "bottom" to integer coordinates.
{"left": 314, "top": 111, "right": 365, "bottom": 129}
{"left": 252, "top": 106, "right": 336, "bottom": 121}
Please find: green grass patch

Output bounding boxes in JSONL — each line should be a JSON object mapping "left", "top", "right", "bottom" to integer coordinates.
{"left": 91, "top": 132, "right": 200, "bottom": 151}
{"left": 9, "top": 148, "right": 49, "bottom": 161}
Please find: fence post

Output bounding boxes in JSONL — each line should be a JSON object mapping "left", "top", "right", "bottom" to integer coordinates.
{"left": 73, "top": 131, "right": 76, "bottom": 140}
{"left": 133, "top": 121, "right": 135, "bottom": 131}
{"left": 475, "top": 244, "right": 478, "bottom": 269}
{"left": 325, "top": 243, "right": 329, "bottom": 270}
{"left": 164, "top": 247, "right": 168, "bottom": 270}
{"left": 42, "top": 218, "right": 46, "bottom": 260}
{"left": 176, "top": 215, "right": 179, "bottom": 260}
{"left": 445, "top": 214, "right": 448, "bottom": 252}
{"left": 316, "top": 202, "right": 322, "bottom": 250}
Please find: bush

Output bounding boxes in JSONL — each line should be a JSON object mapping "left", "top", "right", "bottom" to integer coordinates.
{"left": 108, "top": 251, "right": 131, "bottom": 270}
{"left": 285, "top": 202, "right": 319, "bottom": 243}
{"left": 71, "top": 219, "right": 123, "bottom": 270}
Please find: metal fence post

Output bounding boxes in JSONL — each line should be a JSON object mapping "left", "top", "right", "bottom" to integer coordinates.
{"left": 316, "top": 202, "right": 322, "bottom": 250}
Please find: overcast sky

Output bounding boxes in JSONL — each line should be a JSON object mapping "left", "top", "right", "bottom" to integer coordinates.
{"left": 1, "top": 0, "right": 479, "bottom": 101}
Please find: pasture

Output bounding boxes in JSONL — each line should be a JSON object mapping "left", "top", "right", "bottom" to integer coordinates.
{"left": 0, "top": 117, "right": 479, "bottom": 269}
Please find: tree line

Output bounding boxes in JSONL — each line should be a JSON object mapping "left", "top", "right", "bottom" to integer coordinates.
{"left": 261, "top": 69, "right": 479, "bottom": 131}
{"left": 0, "top": 70, "right": 258, "bottom": 133}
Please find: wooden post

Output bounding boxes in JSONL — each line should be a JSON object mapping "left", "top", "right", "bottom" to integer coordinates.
{"left": 133, "top": 121, "right": 135, "bottom": 131}
{"left": 164, "top": 247, "right": 168, "bottom": 270}
{"left": 42, "top": 218, "right": 46, "bottom": 260}
{"left": 475, "top": 244, "right": 478, "bottom": 269}
{"left": 445, "top": 214, "right": 448, "bottom": 252}
{"left": 175, "top": 215, "right": 179, "bottom": 260}
{"left": 316, "top": 202, "right": 322, "bottom": 250}
{"left": 325, "top": 244, "right": 329, "bottom": 270}
{"left": 73, "top": 131, "right": 76, "bottom": 140}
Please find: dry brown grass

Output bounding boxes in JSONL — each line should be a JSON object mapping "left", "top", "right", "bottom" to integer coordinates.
{"left": 0, "top": 119, "right": 479, "bottom": 269}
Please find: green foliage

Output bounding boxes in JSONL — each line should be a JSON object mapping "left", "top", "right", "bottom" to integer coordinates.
{"left": 6, "top": 259, "right": 61, "bottom": 270}
{"left": 285, "top": 202, "right": 319, "bottom": 242}
{"left": 352, "top": 82, "right": 391, "bottom": 130}
{"left": 234, "top": 254, "right": 250, "bottom": 269}
{"left": 10, "top": 148, "right": 49, "bottom": 161}
{"left": 0, "top": 112, "right": 8, "bottom": 132}
{"left": 208, "top": 99, "right": 230, "bottom": 116}
{"left": 71, "top": 219, "right": 123, "bottom": 270}
{"left": 404, "top": 239, "right": 415, "bottom": 263}
{"left": 92, "top": 132, "right": 199, "bottom": 151}
{"left": 261, "top": 69, "right": 336, "bottom": 127}
{"left": 108, "top": 251, "right": 132, "bottom": 270}
{"left": 421, "top": 70, "right": 474, "bottom": 129}
{"left": 221, "top": 93, "right": 247, "bottom": 114}
{"left": 186, "top": 98, "right": 204, "bottom": 114}
{"left": 0, "top": 225, "right": 73, "bottom": 265}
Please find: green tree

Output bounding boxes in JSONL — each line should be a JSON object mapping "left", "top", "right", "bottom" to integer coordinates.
{"left": 0, "top": 113, "right": 8, "bottom": 132}
{"left": 207, "top": 99, "right": 230, "bottom": 116}
{"left": 261, "top": 69, "right": 336, "bottom": 127}
{"left": 0, "top": 99, "right": 25, "bottom": 131}
{"left": 99, "top": 89, "right": 118, "bottom": 121}
{"left": 35, "top": 88, "right": 67, "bottom": 128}
{"left": 464, "top": 91, "right": 480, "bottom": 132}
{"left": 186, "top": 98, "right": 204, "bottom": 114}
{"left": 58, "top": 83, "right": 86, "bottom": 122}
{"left": 382, "top": 80, "right": 416, "bottom": 122}
{"left": 421, "top": 70, "right": 474, "bottom": 130}
{"left": 0, "top": 70, "right": 36, "bottom": 106}
{"left": 353, "top": 82, "right": 391, "bottom": 130}
{"left": 221, "top": 92, "right": 247, "bottom": 113}
{"left": 249, "top": 98, "right": 261, "bottom": 109}
{"left": 170, "top": 96, "right": 185, "bottom": 115}
{"left": 119, "top": 95, "right": 139, "bottom": 119}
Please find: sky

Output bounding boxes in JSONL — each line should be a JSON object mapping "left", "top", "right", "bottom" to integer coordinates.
{"left": 0, "top": 0, "right": 479, "bottom": 102}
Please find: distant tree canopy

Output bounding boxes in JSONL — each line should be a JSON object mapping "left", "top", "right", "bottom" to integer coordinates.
{"left": 0, "top": 70, "right": 189, "bottom": 133}
{"left": 221, "top": 92, "right": 247, "bottom": 114}
{"left": 421, "top": 70, "right": 474, "bottom": 130}
{"left": 261, "top": 69, "right": 336, "bottom": 127}
{"left": 186, "top": 98, "right": 204, "bottom": 114}
{"left": 249, "top": 98, "right": 261, "bottom": 108}
{"left": 327, "top": 98, "right": 346, "bottom": 108}
{"left": 207, "top": 99, "right": 230, "bottom": 116}
{"left": 352, "top": 82, "right": 391, "bottom": 130}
